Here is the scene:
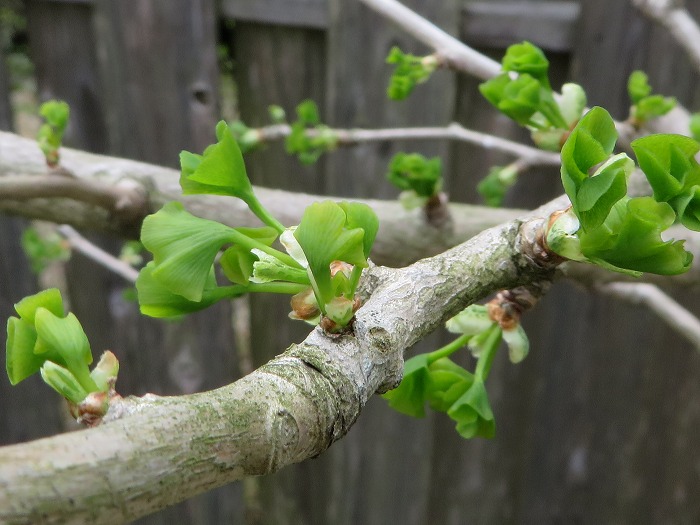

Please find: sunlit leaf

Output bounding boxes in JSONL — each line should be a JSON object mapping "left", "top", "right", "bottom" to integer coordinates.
{"left": 141, "top": 202, "right": 238, "bottom": 302}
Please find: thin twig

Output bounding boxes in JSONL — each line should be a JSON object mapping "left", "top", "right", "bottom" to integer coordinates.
{"left": 598, "top": 281, "right": 700, "bottom": 352}
{"left": 57, "top": 225, "right": 139, "bottom": 283}
{"left": 359, "top": 0, "right": 500, "bottom": 79}
{"left": 633, "top": 0, "right": 700, "bottom": 75}
{"left": 255, "top": 123, "right": 561, "bottom": 166}
{"left": 359, "top": 0, "right": 694, "bottom": 144}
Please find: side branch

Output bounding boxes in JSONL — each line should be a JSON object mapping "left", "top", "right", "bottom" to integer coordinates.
{"left": 0, "top": 208, "right": 556, "bottom": 524}
{"left": 255, "top": 123, "right": 561, "bottom": 165}
{"left": 359, "top": 0, "right": 500, "bottom": 79}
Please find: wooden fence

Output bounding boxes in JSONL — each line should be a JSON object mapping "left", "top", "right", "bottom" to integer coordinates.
{"left": 1, "top": 0, "right": 700, "bottom": 523}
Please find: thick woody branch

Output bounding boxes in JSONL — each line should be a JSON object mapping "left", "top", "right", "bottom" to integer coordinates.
{"left": 0, "top": 130, "right": 522, "bottom": 267}
{"left": 633, "top": 0, "right": 700, "bottom": 75}
{"left": 0, "top": 174, "right": 148, "bottom": 235}
{"left": 0, "top": 205, "right": 556, "bottom": 524}
{"left": 4, "top": 131, "right": 700, "bottom": 287}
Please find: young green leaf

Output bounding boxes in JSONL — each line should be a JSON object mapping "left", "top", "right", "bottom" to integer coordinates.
{"left": 447, "top": 377, "right": 496, "bottom": 439}
{"left": 14, "top": 288, "right": 64, "bottom": 322}
{"left": 579, "top": 197, "right": 692, "bottom": 275}
{"left": 40, "top": 361, "right": 90, "bottom": 405}
{"left": 180, "top": 121, "right": 253, "bottom": 199}
{"left": 477, "top": 165, "right": 519, "bottom": 207}
{"left": 6, "top": 288, "right": 102, "bottom": 396}
{"left": 6, "top": 317, "right": 43, "bottom": 385}
{"left": 635, "top": 95, "right": 676, "bottom": 123}
{"left": 445, "top": 304, "right": 493, "bottom": 336}
{"left": 338, "top": 201, "right": 380, "bottom": 260}
{"left": 179, "top": 122, "right": 284, "bottom": 232}
{"left": 386, "top": 153, "right": 442, "bottom": 197}
{"left": 631, "top": 134, "right": 700, "bottom": 202}
{"left": 424, "top": 357, "right": 474, "bottom": 413}
{"left": 382, "top": 354, "right": 431, "bottom": 417}
{"left": 285, "top": 100, "right": 338, "bottom": 165}
{"left": 136, "top": 262, "right": 241, "bottom": 318}
{"left": 480, "top": 73, "right": 543, "bottom": 127}
{"left": 628, "top": 71, "right": 652, "bottom": 104}
{"left": 628, "top": 71, "right": 676, "bottom": 124}
{"left": 6, "top": 289, "right": 68, "bottom": 385}
{"left": 21, "top": 226, "right": 71, "bottom": 274}
{"left": 140, "top": 202, "right": 240, "bottom": 301}
{"left": 558, "top": 83, "right": 588, "bottom": 127}
{"left": 293, "top": 201, "right": 370, "bottom": 320}
{"left": 561, "top": 107, "right": 628, "bottom": 231}
{"left": 501, "top": 41, "right": 550, "bottom": 87}
{"left": 385, "top": 47, "right": 437, "bottom": 101}
{"left": 37, "top": 100, "right": 70, "bottom": 166}
{"left": 673, "top": 186, "right": 700, "bottom": 231}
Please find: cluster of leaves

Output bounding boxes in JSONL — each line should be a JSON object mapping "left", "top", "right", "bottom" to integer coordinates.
{"left": 5, "top": 289, "right": 118, "bottom": 407}
{"left": 285, "top": 100, "right": 338, "bottom": 164}
{"left": 384, "top": 304, "right": 529, "bottom": 439}
{"left": 138, "top": 121, "right": 377, "bottom": 331}
{"left": 385, "top": 47, "right": 438, "bottom": 101}
{"left": 21, "top": 226, "right": 71, "bottom": 274}
{"left": 479, "top": 42, "right": 586, "bottom": 151}
{"left": 547, "top": 106, "right": 696, "bottom": 276}
{"left": 36, "top": 100, "right": 69, "bottom": 167}
{"left": 476, "top": 164, "right": 519, "bottom": 207}
{"left": 627, "top": 71, "right": 676, "bottom": 127}
{"left": 386, "top": 152, "right": 442, "bottom": 209}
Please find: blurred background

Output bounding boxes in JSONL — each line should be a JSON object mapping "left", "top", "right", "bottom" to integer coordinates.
{"left": 1, "top": 0, "right": 700, "bottom": 523}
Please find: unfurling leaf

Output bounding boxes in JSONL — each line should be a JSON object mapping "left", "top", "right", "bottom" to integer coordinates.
{"left": 631, "top": 134, "right": 700, "bottom": 202}
{"left": 477, "top": 165, "right": 519, "bottom": 207}
{"left": 501, "top": 41, "right": 550, "bottom": 87}
{"left": 579, "top": 197, "right": 692, "bottom": 276}
{"left": 385, "top": 47, "right": 438, "bottom": 100}
{"left": 294, "top": 201, "right": 372, "bottom": 325}
{"left": 447, "top": 377, "right": 495, "bottom": 439}
{"left": 560, "top": 107, "right": 630, "bottom": 231}
{"left": 387, "top": 153, "right": 442, "bottom": 197}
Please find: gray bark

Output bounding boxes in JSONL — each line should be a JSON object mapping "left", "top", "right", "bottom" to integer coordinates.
{"left": 0, "top": 207, "right": 554, "bottom": 524}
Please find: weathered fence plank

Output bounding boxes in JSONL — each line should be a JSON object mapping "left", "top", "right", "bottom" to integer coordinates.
{"left": 91, "top": 0, "right": 219, "bottom": 166}
{"left": 221, "top": 0, "right": 328, "bottom": 29}
{"left": 0, "top": 46, "right": 11, "bottom": 130}
{"left": 23, "top": 1, "right": 245, "bottom": 524}
{"left": 324, "top": 0, "right": 459, "bottom": 199}
{"left": 25, "top": 0, "right": 107, "bottom": 152}
{"left": 462, "top": 1, "right": 580, "bottom": 52}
